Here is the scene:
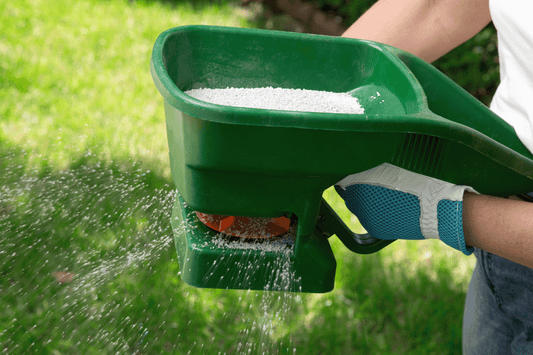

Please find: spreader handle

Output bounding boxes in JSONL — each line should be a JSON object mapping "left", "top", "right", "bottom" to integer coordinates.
{"left": 316, "top": 198, "right": 394, "bottom": 254}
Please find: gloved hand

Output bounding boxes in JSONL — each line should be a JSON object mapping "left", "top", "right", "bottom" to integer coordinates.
{"left": 335, "top": 163, "right": 478, "bottom": 255}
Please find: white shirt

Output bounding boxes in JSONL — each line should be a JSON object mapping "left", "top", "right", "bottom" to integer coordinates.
{"left": 489, "top": 0, "right": 533, "bottom": 155}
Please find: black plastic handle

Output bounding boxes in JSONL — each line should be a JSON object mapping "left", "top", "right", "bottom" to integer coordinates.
{"left": 315, "top": 198, "right": 395, "bottom": 254}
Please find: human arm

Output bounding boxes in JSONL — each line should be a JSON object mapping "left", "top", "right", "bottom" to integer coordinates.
{"left": 463, "top": 193, "right": 533, "bottom": 269}
{"left": 342, "top": 0, "right": 492, "bottom": 63}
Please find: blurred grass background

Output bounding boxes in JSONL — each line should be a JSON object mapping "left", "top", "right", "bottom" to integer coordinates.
{"left": 1, "top": 0, "right": 477, "bottom": 353}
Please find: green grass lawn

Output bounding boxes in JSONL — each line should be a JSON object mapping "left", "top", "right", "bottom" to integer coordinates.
{"left": 0, "top": 0, "right": 476, "bottom": 353}
{"left": 0, "top": 0, "right": 252, "bottom": 177}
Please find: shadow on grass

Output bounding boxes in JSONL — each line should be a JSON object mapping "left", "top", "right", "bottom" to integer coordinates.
{"left": 279, "top": 241, "right": 467, "bottom": 355}
{"left": 0, "top": 144, "right": 213, "bottom": 354}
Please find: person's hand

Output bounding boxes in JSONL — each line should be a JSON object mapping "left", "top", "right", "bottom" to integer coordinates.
{"left": 335, "top": 163, "right": 477, "bottom": 255}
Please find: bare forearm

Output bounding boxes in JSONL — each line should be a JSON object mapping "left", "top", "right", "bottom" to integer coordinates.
{"left": 463, "top": 193, "right": 533, "bottom": 269}
{"left": 342, "top": 0, "right": 491, "bottom": 63}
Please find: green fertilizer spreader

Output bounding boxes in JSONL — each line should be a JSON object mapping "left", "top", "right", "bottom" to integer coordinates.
{"left": 150, "top": 25, "right": 533, "bottom": 293}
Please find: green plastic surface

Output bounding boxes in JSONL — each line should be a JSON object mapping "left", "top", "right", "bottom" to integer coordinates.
{"left": 151, "top": 25, "right": 533, "bottom": 293}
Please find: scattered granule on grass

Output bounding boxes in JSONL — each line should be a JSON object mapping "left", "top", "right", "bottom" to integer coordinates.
{"left": 185, "top": 87, "right": 364, "bottom": 114}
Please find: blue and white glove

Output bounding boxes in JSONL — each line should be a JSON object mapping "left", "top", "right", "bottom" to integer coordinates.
{"left": 335, "top": 163, "right": 478, "bottom": 255}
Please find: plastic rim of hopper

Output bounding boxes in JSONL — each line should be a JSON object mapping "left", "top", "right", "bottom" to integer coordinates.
{"left": 195, "top": 212, "right": 291, "bottom": 238}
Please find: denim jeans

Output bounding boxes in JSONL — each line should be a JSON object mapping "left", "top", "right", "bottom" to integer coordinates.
{"left": 463, "top": 248, "right": 533, "bottom": 354}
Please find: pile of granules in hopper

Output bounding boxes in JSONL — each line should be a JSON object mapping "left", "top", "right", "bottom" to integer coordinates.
{"left": 184, "top": 87, "right": 364, "bottom": 114}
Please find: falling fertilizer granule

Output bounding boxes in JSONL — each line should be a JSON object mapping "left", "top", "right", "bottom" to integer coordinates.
{"left": 185, "top": 87, "right": 365, "bottom": 114}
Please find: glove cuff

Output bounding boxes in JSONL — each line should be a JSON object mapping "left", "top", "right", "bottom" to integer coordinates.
{"left": 437, "top": 199, "right": 474, "bottom": 255}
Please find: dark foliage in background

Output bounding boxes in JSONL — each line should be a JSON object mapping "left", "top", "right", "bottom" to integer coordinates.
{"left": 308, "top": 0, "right": 500, "bottom": 106}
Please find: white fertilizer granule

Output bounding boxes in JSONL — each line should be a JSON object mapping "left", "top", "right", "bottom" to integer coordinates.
{"left": 212, "top": 234, "right": 295, "bottom": 254}
{"left": 185, "top": 87, "right": 364, "bottom": 114}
